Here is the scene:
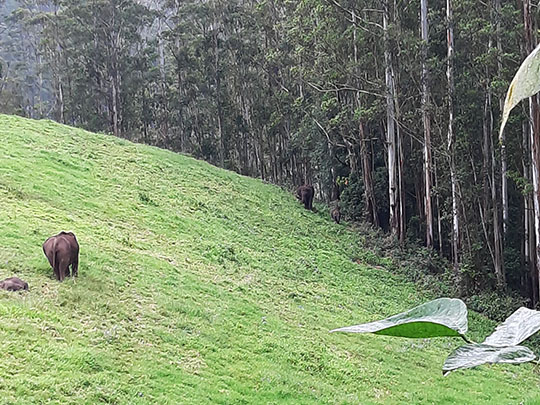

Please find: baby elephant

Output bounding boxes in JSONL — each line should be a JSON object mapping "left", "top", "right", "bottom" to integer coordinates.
{"left": 0, "top": 277, "right": 29, "bottom": 291}
{"left": 43, "top": 231, "right": 79, "bottom": 281}
{"left": 331, "top": 205, "right": 341, "bottom": 224}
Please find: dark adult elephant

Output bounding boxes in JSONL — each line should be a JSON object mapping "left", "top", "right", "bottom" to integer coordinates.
{"left": 296, "top": 185, "right": 315, "bottom": 211}
{"left": 43, "top": 231, "right": 79, "bottom": 281}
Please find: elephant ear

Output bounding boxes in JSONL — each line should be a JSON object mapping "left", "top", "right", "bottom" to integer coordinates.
{"left": 331, "top": 298, "right": 468, "bottom": 338}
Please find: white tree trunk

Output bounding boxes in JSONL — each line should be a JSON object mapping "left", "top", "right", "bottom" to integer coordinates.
{"left": 447, "top": 0, "right": 460, "bottom": 273}
{"left": 421, "top": 0, "right": 433, "bottom": 248}
{"left": 495, "top": 0, "right": 508, "bottom": 236}
{"left": 488, "top": 90, "right": 505, "bottom": 286}
{"left": 384, "top": 0, "right": 398, "bottom": 237}
{"left": 523, "top": 0, "right": 540, "bottom": 305}
{"left": 485, "top": 3, "right": 505, "bottom": 287}
{"left": 529, "top": 97, "right": 540, "bottom": 302}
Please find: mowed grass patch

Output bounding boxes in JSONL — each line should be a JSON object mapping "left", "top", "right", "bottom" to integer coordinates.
{"left": 0, "top": 114, "right": 539, "bottom": 404}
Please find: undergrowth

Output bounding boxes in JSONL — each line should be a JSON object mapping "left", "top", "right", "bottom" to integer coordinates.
{"left": 348, "top": 221, "right": 529, "bottom": 324}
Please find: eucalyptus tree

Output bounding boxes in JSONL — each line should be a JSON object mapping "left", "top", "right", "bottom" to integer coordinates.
{"left": 352, "top": 7, "right": 378, "bottom": 226}
{"left": 446, "top": 0, "right": 460, "bottom": 274}
{"left": 37, "top": 0, "right": 155, "bottom": 135}
{"left": 521, "top": 0, "right": 538, "bottom": 305}
{"left": 421, "top": 0, "right": 433, "bottom": 248}
{"left": 495, "top": 0, "right": 508, "bottom": 237}
{"left": 488, "top": 0, "right": 504, "bottom": 287}
{"left": 522, "top": 0, "right": 540, "bottom": 304}
{"left": 383, "top": 0, "right": 400, "bottom": 239}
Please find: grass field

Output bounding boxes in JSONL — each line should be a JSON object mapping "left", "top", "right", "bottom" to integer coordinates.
{"left": 0, "top": 114, "right": 539, "bottom": 404}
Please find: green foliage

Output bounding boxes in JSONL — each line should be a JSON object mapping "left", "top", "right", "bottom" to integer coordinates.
{"left": 350, "top": 222, "right": 532, "bottom": 328}
{"left": 468, "top": 291, "right": 529, "bottom": 322}
{"left": 339, "top": 173, "right": 366, "bottom": 221}
{"left": 507, "top": 169, "right": 534, "bottom": 195}
{"left": 340, "top": 168, "right": 388, "bottom": 225}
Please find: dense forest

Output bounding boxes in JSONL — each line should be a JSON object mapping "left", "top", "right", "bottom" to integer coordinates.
{"left": 1, "top": 0, "right": 540, "bottom": 309}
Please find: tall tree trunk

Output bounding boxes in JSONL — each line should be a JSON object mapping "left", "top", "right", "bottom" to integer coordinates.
{"left": 529, "top": 94, "right": 540, "bottom": 304}
{"left": 523, "top": 0, "right": 540, "bottom": 306}
{"left": 353, "top": 10, "right": 378, "bottom": 226}
{"left": 109, "top": 4, "right": 122, "bottom": 138}
{"left": 395, "top": 0, "right": 405, "bottom": 242}
{"left": 359, "top": 122, "right": 379, "bottom": 226}
{"left": 397, "top": 111, "right": 406, "bottom": 243}
{"left": 485, "top": 6, "right": 505, "bottom": 287}
{"left": 421, "top": 0, "right": 433, "bottom": 248}
{"left": 447, "top": 0, "right": 460, "bottom": 276}
{"left": 471, "top": 152, "right": 497, "bottom": 270}
{"left": 384, "top": 0, "right": 399, "bottom": 238}
{"left": 213, "top": 8, "right": 225, "bottom": 167}
{"left": 37, "top": 53, "right": 43, "bottom": 118}
{"left": 111, "top": 73, "right": 120, "bottom": 137}
{"left": 58, "top": 80, "right": 65, "bottom": 124}
{"left": 157, "top": 15, "right": 169, "bottom": 140}
{"left": 486, "top": 87, "right": 505, "bottom": 286}
{"left": 434, "top": 159, "right": 443, "bottom": 252}
{"left": 521, "top": 0, "right": 540, "bottom": 305}
{"left": 495, "top": 0, "right": 508, "bottom": 236}
{"left": 523, "top": 118, "right": 538, "bottom": 305}
{"left": 53, "top": 3, "right": 64, "bottom": 125}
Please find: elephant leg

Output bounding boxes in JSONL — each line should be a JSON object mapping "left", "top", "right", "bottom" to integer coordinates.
{"left": 53, "top": 263, "right": 60, "bottom": 280}
{"left": 72, "top": 258, "right": 78, "bottom": 277}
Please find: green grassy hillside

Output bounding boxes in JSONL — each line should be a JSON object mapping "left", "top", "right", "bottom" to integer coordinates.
{"left": 0, "top": 114, "right": 539, "bottom": 404}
